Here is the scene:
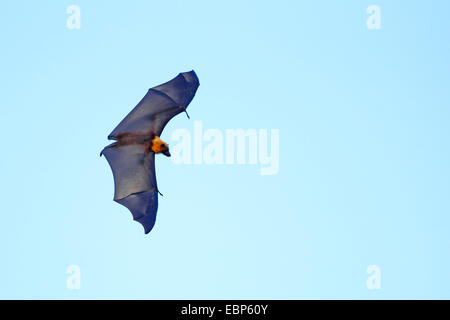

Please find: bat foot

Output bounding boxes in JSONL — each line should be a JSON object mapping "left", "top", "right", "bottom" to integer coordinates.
{"left": 184, "top": 108, "right": 190, "bottom": 119}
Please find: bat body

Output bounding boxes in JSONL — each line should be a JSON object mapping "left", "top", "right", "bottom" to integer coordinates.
{"left": 101, "top": 71, "right": 199, "bottom": 234}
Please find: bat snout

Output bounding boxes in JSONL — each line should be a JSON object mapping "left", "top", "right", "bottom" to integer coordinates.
{"left": 162, "top": 149, "right": 171, "bottom": 157}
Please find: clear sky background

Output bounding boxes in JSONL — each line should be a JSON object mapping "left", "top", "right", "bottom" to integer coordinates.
{"left": 1, "top": 0, "right": 449, "bottom": 299}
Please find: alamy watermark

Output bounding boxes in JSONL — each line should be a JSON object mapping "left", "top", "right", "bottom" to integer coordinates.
{"left": 170, "top": 121, "right": 279, "bottom": 175}
{"left": 366, "top": 265, "right": 381, "bottom": 290}
{"left": 66, "top": 5, "right": 81, "bottom": 30}
{"left": 66, "top": 265, "right": 81, "bottom": 290}
{"left": 366, "top": 5, "right": 381, "bottom": 30}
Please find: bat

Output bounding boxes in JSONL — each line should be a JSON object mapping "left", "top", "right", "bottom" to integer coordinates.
{"left": 101, "top": 71, "right": 200, "bottom": 234}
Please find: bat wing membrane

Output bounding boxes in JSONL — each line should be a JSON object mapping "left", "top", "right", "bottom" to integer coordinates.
{"left": 102, "top": 145, "right": 158, "bottom": 233}
{"left": 108, "top": 71, "right": 199, "bottom": 139}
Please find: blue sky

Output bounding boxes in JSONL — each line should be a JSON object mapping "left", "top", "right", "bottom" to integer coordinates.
{"left": 1, "top": 0, "right": 450, "bottom": 299}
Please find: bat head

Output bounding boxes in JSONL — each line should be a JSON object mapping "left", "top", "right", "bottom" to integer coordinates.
{"left": 161, "top": 145, "right": 171, "bottom": 157}
{"left": 151, "top": 136, "right": 171, "bottom": 157}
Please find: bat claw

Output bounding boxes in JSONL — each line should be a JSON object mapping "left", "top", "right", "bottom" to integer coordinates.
{"left": 184, "top": 108, "right": 190, "bottom": 119}
{"left": 157, "top": 189, "right": 163, "bottom": 196}
{"left": 100, "top": 142, "right": 117, "bottom": 157}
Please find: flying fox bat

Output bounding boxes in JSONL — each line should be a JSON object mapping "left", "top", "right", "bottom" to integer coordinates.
{"left": 101, "top": 71, "right": 199, "bottom": 234}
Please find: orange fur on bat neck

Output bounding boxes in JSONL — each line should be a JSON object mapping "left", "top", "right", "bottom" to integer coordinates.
{"left": 151, "top": 136, "right": 168, "bottom": 154}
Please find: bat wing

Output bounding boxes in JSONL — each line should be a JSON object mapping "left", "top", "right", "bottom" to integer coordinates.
{"left": 102, "top": 144, "right": 158, "bottom": 234}
{"left": 108, "top": 70, "right": 200, "bottom": 139}
{"left": 102, "top": 70, "right": 199, "bottom": 234}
